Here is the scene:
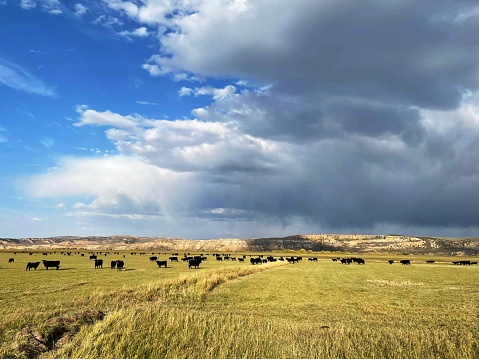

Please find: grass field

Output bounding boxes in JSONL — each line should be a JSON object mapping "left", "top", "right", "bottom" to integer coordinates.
{"left": 0, "top": 250, "right": 478, "bottom": 358}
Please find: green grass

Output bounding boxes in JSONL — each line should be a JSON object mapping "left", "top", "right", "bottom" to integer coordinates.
{"left": 1, "top": 251, "right": 478, "bottom": 358}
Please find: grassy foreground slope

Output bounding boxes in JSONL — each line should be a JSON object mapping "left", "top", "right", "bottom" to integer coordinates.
{"left": 51, "top": 259, "right": 479, "bottom": 359}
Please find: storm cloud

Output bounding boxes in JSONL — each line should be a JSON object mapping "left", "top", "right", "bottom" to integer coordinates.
{"left": 27, "top": 0, "right": 479, "bottom": 237}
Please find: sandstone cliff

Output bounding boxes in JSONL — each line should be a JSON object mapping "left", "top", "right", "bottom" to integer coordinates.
{"left": 1, "top": 234, "right": 478, "bottom": 255}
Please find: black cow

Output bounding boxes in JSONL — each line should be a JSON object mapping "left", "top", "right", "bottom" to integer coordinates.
{"left": 216, "top": 256, "right": 223, "bottom": 261}
{"left": 400, "top": 260, "right": 411, "bottom": 265}
{"left": 188, "top": 259, "right": 201, "bottom": 269}
{"left": 169, "top": 256, "right": 178, "bottom": 262}
{"left": 308, "top": 257, "right": 318, "bottom": 262}
{"left": 94, "top": 259, "right": 103, "bottom": 269}
{"left": 388, "top": 260, "right": 394, "bottom": 265}
{"left": 286, "top": 257, "right": 298, "bottom": 264}
{"left": 238, "top": 258, "right": 245, "bottom": 262}
{"left": 42, "top": 260, "right": 60, "bottom": 270}
{"left": 26, "top": 262, "right": 40, "bottom": 271}
{"left": 356, "top": 258, "right": 365, "bottom": 265}
{"left": 426, "top": 260, "right": 435, "bottom": 264}
{"left": 116, "top": 260, "right": 124, "bottom": 270}
{"left": 156, "top": 260, "right": 168, "bottom": 268}
{"left": 149, "top": 256, "right": 158, "bottom": 261}
{"left": 452, "top": 260, "right": 471, "bottom": 265}
{"left": 110, "top": 260, "right": 117, "bottom": 269}
{"left": 89, "top": 255, "right": 97, "bottom": 260}
{"left": 250, "top": 257, "right": 262, "bottom": 265}
{"left": 340, "top": 258, "right": 352, "bottom": 265}
{"left": 8, "top": 258, "right": 14, "bottom": 263}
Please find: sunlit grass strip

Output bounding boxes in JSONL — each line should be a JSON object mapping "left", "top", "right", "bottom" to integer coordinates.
{"left": 83, "top": 262, "right": 286, "bottom": 309}
{"left": 50, "top": 307, "right": 479, "bottom": 359}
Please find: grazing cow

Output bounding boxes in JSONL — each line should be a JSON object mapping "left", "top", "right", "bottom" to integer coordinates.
{"left": 216, "top": 256, "right": 223, "bottom": 261}
{"left": 351, "top": 257, "right": 364, "bottom": 264}
{"left": 188, "top": 259, "right": 201, "bottom": 269}
{"left": 452, "top": 260, "right": 471, "bottom": 265}
{"left": 426, "top": 260, "right": 435, "bottom": 264}
{"left": 238, "top": 258, "right": 245, "bottom": 262}
{"left": 471, "top": 261, "right": 478, "bottom": 265}
{"left": 42, "top": 260, "right": 60, "bottom": 270}
{"left": 340, "top": 258, "right": 352, "bottom": 265}
{"left": 149, "top": 256, "right": 158, "bottom": 261}
{"left": 286, "top": 257, "right": 298, "bottom": 264}
{"left": 169, "top": 256, "right": 178, "bottom": 262}
{"left": 250, "top": 257, "right": 262, "bottom": 265}
{"left": 116, "top": 260, "right": 124, "bottom": 270}
{"left": 156, "top": 260, "right": 168, "bottom": 268}
{"left": 308, "top": 257, "right": 318, "bottom": 262}
{"left": 110, "top": 260, "right": 117, "bottom": 269}
{"left": 94, "top": 259, "right": 103, "bottom": 269}
{"left": 89, "top": 255, "right": 97, "bottom": 260}
{"left": 81, "top": 254, "right": 85, "bottom": 257}
{"left": 26, "top": 262, "right": 40, "bottom": 271}
{"left": 388, "top": 260, "right": 394, "bottom": 265}
{"left": 400, "top": 260, "right": 411, "bottom": 265}
{"left": 332, "top": 258, "right": 338, "bottom": 262}
{"left": 8, "top": 258, "right": 14, "bottom": 263}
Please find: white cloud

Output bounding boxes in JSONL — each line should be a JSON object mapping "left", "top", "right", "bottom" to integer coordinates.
{"left": 32, "top": 217, "right": 43, "bottom": 222}
{"left": 136, "top": 101, "right": 158, "bottom": 105}
{"left": 20, "top": 0, "right": 36, "bottom": 9}
{"left": 179, "top": 85, "right": 237, "bottom": 99}
{"left": 27, "top": 155, "right": 196, "bottom": 220}
{"left": 74, "top": 3, "right": 87, "bottom": 17}
{"left": 190, "top": 107, "right": 208, "bottom": 119}
{"left": 0, "top": 57, "right": 55, "bottom": 96}
{"left": 178, "top": 87, "right": 193, "bottom": 96}
{"left": 46, "top": 8, "right": 61, "bottom": 15}
{"left": 120, "top": 27, "right": 150, "bottom": 39}
{"left": 42, "top": 0, "right": 62, "bottom": 14}
{"left": 92, "top": 15, "right": 123, "bottom": 28}
{"left": 74, "top": 105, "right": 140, "bottom": 129}
{"left": 142, "top": 63, "right": 163, "bottom": 76}
{"left": 173, "top": 73, "right": 202, "bottom": 82}
{"left": 103, "top": 0, "right": 139, "bottom": 19}
{"left": 196, "top": 85, "right": 237, "bottom": 100}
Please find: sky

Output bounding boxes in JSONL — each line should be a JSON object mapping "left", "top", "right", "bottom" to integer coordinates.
{"left": 2, "top": 1, "right": 479, "bottom": 239}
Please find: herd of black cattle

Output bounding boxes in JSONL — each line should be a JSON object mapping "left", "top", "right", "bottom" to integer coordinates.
{"left": 2, "top": 251, "right": 478, "bottom": 271}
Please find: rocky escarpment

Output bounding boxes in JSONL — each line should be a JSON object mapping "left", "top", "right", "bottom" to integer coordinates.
{"left": 1, "top": 234, "right": 479, "bottom": 255}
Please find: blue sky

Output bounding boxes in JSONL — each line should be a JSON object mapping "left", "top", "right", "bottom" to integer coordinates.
{"left": 2, "top": 1, "right": 479, "bottom": 239}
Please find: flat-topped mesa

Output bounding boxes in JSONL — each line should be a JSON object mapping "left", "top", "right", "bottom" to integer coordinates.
{"left": 0, "top": 234, "right": 478, "bottom": 255}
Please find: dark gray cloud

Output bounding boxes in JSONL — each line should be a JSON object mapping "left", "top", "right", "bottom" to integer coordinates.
{"left": 154, "top": 1, "right": 479, "bottom": 110}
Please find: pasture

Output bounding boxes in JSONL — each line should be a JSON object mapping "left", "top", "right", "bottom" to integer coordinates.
{"left": 0, "top": 251, "right": 478, "bottom": 358}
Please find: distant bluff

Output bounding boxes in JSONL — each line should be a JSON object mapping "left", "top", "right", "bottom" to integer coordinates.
{"left": 1, "top": 234, "right": 479, "bottom": 255}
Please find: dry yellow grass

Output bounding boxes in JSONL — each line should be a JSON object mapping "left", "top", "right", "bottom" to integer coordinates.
{"left": 1, "top": 251, "right": 478, "bottom": 358}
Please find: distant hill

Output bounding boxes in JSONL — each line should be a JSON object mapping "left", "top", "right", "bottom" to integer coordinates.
{"left": 1, "top": 234, "right": 479, "bottom": 255}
